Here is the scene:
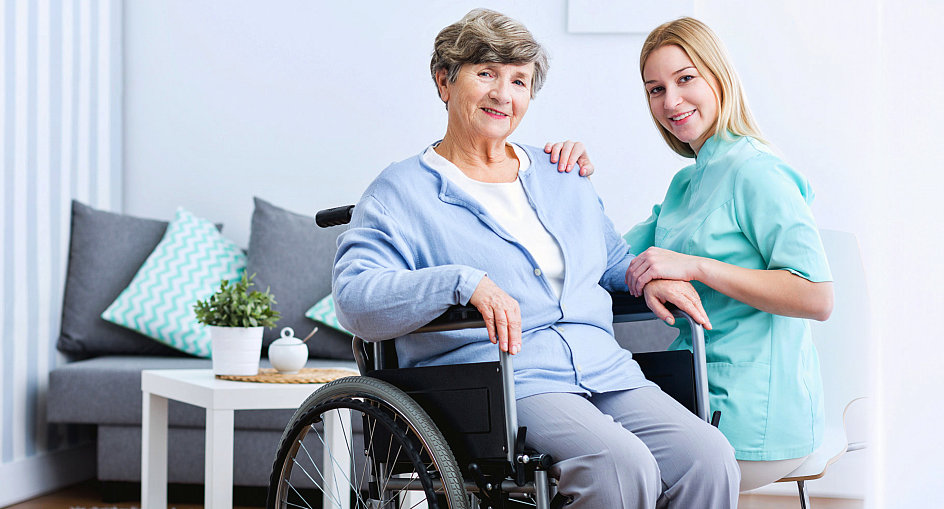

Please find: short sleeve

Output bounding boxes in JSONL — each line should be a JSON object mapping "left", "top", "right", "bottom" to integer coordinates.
{"left": 623, "top": 203, "right": 661, "bottom": 255}
{"left": 733, "top": 158, "right": 832, "bottom": 283}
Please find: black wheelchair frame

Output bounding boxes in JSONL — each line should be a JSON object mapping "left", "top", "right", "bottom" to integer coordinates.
{"left": 266, "top": 205, "right": 713, "bottom": 509}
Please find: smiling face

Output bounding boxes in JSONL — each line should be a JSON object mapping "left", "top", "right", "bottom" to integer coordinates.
{"left": 643, "top": 44, "right": 720, "bottom": 155}
{"left": 437, "top": 62, "right": 533, "bottom": 145}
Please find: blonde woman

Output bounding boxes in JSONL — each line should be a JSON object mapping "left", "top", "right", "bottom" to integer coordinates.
{"left": 548, "top": 17, "right": 833, "bottom": 491}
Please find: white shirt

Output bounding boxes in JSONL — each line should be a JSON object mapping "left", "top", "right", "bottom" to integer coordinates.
{"left": 422, "top": 144, "right": 566, "bottom": 298}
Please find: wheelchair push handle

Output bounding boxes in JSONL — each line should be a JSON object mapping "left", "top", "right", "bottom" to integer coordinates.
{"left": 315, "top": 204, "right": 354, "bottom": 228}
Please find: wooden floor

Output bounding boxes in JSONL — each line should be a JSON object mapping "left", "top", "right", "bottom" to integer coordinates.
{"left": 4, "top": 480, "right": 864, "bottom": 509}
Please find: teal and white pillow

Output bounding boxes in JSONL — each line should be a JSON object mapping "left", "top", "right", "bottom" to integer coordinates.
{"left": 101, "top": 207, "right": 246, "bottom": 357}
{"left": 305, "top": 294, "right": 351, "bottom": 336}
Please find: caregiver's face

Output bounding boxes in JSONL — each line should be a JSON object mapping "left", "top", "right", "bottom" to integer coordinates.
{"left": 643, "top": 44, "right": 720, "bottom": 155}
{"left": 438, "top": 62, "right": 533, "bottom": 143}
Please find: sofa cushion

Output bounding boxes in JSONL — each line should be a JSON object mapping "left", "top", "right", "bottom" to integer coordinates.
{"left": 247, "top": 197, "right": 353, "bottom": 360}
{"left": 46, "top": 355, "right": 358, "bottom": 429}
{"left": 101, "top": 208, "right": 246, "bottom": 358}
{"left": 305, "top": 293, "right": 351, "bottom": 335}
{"left": 57, "top": 201, "right": 187, "bottom": 357}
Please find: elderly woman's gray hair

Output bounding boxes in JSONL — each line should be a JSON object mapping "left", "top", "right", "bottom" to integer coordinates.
{"left": 430, "top": 8, "right": 549, "bottom": 99}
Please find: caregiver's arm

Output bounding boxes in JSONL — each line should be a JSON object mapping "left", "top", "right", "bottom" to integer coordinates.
{"left": 594, "top": 191, "right": 711, "bottom": 329}
{"left": 627, "top": 160, "right": 835, "bottom": 322}
{"left": 627, "top": 248, "right": 833, "bottom": 321}
{"left": 544, "top": 140, "right": 594, "bottom": 176}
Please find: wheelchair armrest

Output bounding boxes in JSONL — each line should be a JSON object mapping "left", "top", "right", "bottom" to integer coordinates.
{"left": 415, "top": 305, "right": 485, "bottom": 333}
{"left": 612, "top": 291, "right": 691, "bottom": 323}
{"left": 611, "top": 292, "right": 711, "bottom": 423}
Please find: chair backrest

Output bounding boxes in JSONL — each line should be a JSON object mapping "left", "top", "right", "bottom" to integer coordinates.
{"left": 811, "top": 230, "right": 871, "bottom": 443}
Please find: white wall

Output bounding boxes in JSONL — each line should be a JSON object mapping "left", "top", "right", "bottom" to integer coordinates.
{"left": 122, "top": 1, "right": 944, "bottom": 507}
{"left": 872, "top": 2, "right": 944, "bottom": 506}
{"left": 0, "top": 0, "right": 118, "bottom": 504}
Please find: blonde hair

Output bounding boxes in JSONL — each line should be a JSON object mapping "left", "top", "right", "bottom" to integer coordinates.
{"left": 640, "top": 17, "right": 765, "bottom": 158}
{"left": 430, "top": 8, "right": 549, "bottom": 102}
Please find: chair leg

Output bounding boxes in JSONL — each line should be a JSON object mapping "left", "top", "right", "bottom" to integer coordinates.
{"left": 797, "top": 480, "right": 812, "bottom": 509}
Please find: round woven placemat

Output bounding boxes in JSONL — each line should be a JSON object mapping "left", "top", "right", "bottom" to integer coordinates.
{"left": 216, "top": 367, "right": 359, "bottom": 384}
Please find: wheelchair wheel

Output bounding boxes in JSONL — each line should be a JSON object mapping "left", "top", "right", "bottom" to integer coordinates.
{"left": 268, "top": 376, "right": 468, "bottom": 509}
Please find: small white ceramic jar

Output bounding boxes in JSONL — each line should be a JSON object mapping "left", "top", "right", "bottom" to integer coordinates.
{"left": 268, "top": 327, "right": 309, "bottom": 374}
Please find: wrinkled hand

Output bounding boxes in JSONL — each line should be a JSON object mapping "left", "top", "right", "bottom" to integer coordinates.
{"left": 543, "top": 140, "right": 594, "bottom": 176}
{"left": 642, "top": 279, "right": 711, "bottom": 330}
{"left": 469, "top": 276, "right": 522, "bottom": 355}
{"left": 628, "top": 247, "right": 700, "bottom": 297}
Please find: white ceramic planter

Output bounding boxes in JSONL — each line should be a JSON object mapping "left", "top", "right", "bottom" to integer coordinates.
{"left": 209, "top": 325, "right": 264, "bottom": 376}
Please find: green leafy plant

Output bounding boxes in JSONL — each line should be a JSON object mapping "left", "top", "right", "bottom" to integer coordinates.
{"left": 193, "top": 272, "right": 281, "bottom": 328}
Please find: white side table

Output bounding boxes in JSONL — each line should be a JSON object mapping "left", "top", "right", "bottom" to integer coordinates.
{"left": 141, "top": 369, "right": 350, "bottom": 509}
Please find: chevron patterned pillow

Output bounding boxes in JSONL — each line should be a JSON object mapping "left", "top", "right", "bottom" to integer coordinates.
{"left": 101, "top": 207, "right": 246, "bottom": 357}
{"left": 304, "top": 294, "right": 351, "bottom": 336}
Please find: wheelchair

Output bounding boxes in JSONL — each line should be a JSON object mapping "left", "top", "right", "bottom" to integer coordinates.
{"left": 266, "top": 205, "right": 714, "bottom": 509}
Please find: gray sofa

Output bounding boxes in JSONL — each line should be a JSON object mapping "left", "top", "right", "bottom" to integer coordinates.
{"left": 46, "top": 198, "right": 357, "bottom": 499}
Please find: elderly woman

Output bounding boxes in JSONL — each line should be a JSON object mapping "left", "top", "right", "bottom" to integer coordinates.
{"left": 333, "top": 9, "right": 739, "bottom": 508}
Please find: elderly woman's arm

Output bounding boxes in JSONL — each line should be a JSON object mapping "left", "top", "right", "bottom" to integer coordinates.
{"left": 335, "top": 196, "right": 523, "bottom": 353}
{"left": 333, "top": 195, "right": 487, "bottom": 341}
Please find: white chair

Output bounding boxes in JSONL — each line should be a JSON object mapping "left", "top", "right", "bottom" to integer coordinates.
{"left": 773, "top": 229, "right": 871, "bottom": 508}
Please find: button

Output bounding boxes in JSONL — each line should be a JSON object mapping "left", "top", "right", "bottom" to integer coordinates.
{"left": 534, "top": 268, "right": 542, "bottom": 276}
{"left": 576, "top": 364, "right": 583, "bottom": 372}
{"left": 558, "top": 326, "right": 565, "bottom": 333}
{"left": 561, "top": 304, "right": 567, "bottom": 312}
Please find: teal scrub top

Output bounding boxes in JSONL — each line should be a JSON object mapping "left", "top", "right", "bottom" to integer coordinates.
{"left": 624, "top": 134, "right": 832, "bottom": 461}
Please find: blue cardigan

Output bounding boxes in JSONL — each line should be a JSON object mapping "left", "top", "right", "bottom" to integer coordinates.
{"left": 333, "top": 143, "right": 653, "bottom": 399}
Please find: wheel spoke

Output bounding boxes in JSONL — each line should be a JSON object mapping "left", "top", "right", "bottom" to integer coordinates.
{"left": 310, "top": 416, "right": 373, "bottom": 508}
{"left": 292, "top": 444, "right": 343, "bottom": 509}
{"left": 282, "top": 480, "right": 316, "bottom": 509}
{"left": 270, "top": 380, "right": 465, "bottom": 509}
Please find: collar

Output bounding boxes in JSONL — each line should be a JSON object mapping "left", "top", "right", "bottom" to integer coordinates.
{"left": 695, "top": 132, "right": 736, "bottom": 169}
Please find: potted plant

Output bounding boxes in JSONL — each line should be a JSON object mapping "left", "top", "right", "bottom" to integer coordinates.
{"left": 194, "top": 272, "right": 281, "bottom": 376}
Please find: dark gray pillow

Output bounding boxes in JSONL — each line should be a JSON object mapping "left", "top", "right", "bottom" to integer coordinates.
{"left": 247, "top": 197, "right": 352, "bottom": 360}
{"left": 58, "top": 201, "right": 186, "bottom": 357}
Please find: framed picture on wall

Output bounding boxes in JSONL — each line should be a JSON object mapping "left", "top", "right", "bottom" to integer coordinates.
{"left": 567, "top": 0, "right": 695, "bottom": 34}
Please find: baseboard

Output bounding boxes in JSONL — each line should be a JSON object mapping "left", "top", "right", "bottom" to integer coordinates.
{"left": 0, "top": 443, "right": 96, "bottom": 506}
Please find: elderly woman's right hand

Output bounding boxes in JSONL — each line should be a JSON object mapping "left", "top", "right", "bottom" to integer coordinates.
{"left": 544, "top": 140, "right": 594, "bottom": 176}
{"left": 469, "top": 276, "right": 522, "bottom": 355}
{"left": 642, "top": 279, "right": 712, "bottom": 330}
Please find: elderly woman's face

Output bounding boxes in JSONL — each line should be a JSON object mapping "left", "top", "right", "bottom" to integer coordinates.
{"left": 438, "top": 62, "right": 534, "bottom": 144}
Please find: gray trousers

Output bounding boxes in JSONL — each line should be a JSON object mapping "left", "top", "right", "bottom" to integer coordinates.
{"left": 517, "top": 386, "right": 740, "bottom": 508}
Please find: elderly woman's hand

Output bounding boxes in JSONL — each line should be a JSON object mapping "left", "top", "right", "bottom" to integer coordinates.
{"left": 469, "top": 276, "right": 522, "bottom": 355}
{"left": 642, "top": 279, "right": 711, "bottom": 330}
{"left": 627, "top": 247, "right": 701, "bottom": 297}
{"left": 544, "top": 140, "right": 594, "bottom": 176}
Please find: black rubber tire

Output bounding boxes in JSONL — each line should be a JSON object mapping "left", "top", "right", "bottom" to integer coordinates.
{"left": 267, "top": 376, "right": 469, "bottom": 509}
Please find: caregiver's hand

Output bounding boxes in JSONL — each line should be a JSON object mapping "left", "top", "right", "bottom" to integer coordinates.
{"left": 628, "top": 247, "right": 701, "bottom": 297}
{"left": 642, "top": 279, "right": 711, "bottom": 330}
{"left": 469, "top": 275, "right": 522, "bottom": 355}
{"left": 544, "top": 140, "right": 594, "bottom": 176}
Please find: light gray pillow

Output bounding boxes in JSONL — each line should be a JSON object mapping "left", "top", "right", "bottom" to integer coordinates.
{"left": 58, "top": 201, "right": 186, "bottom": 357}
{"left": 247, "top": 197, "right": 353, "bottom": 360}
